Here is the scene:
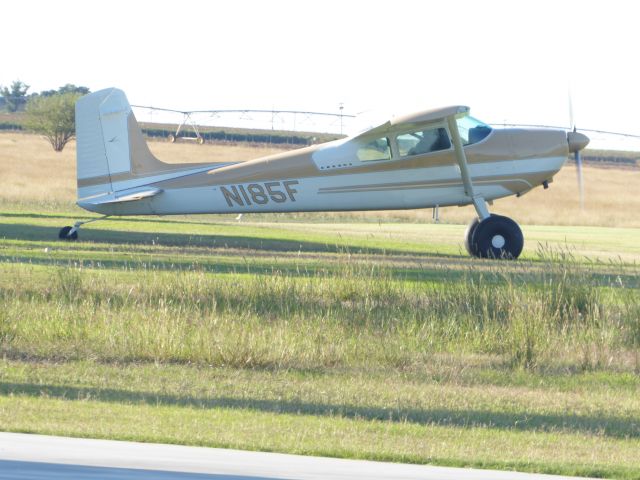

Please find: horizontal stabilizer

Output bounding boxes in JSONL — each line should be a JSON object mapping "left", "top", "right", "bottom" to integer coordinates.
{"left": 78, "top": 187, "right": 162, "bottom": 207}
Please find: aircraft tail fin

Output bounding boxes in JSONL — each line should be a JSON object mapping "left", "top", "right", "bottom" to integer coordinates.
{"left": 75, "top": 88, "right": 169, "bottom": 200}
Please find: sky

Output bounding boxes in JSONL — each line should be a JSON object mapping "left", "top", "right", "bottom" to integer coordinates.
{"left": 2, "top": 0, "right": 639, "bottom": 147}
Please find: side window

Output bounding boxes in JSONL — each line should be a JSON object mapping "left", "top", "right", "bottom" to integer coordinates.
{"left": 357, "top": 137, "right": 391, "bottom": 162}
{"left": 397, "top": 127, "right": 451, "bottom": 157}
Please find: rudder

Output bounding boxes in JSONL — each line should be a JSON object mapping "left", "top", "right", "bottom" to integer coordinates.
{"left": 75, "top": 88, "right": 166, "bottom": 200}
{"left": 75, "top": 88, "right": 116, "bottom": 199}
{"left": 75, "top": 88, "right": 220, "bottom": 209}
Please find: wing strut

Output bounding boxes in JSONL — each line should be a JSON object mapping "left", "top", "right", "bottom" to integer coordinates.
{"left": 446, "top": 115, "right": 490, "bottom": 220}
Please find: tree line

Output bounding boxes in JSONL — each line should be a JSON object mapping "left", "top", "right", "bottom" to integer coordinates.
{"left": 0, "top": 80, "right": 89, "bottom": 113}
{"left": 0, "top": 80, "right": 90, "bottom": 151}
{"left": 1, "top": 81, "right": 329, "bottom": 153}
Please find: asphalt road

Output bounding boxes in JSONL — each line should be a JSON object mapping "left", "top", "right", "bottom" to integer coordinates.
{"left": 0, "top": 432, "right": 592, "bottom": 480}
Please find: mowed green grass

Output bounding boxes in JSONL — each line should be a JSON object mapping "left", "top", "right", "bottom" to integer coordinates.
{"left": 1, "top": 207, "right": 640, "bottom": 478}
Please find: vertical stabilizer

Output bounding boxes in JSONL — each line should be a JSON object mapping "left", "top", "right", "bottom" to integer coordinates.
{"left": 75, "top": 88, "right": 168, "bottom": 200}
{"left": 75, "top": 89, "right": 115, "bottom": 198}
{"left": 76, "top": 88, "right": 136, "bottom": 199}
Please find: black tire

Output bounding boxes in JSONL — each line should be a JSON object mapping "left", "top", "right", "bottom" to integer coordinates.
{"left": 58, "top": 226, "right": 78, "bottom": 241}
{"left": 470, "top": 214, "right": 523, "bottom": 259}
{"left": 464, "top": 217, "right": 480, "bottom": 256}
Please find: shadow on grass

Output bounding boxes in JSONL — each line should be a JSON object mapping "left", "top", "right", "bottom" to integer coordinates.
{"left": 1, "top": 211, "right": 241, "bottom": 227}
{"left": 0, "top": 223, "right": 457, "bottom": 282}
{"left": 0, "top": 221, "right": 436, "bottom": 255}
{"left": 3, "top": 221, "right": 638, "bottom": 287}
{"left": 2, "top": 381, "right": 638, "bottom": 440}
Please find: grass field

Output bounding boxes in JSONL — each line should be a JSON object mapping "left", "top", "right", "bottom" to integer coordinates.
{"left": 1, "top": 132, "right": 640, "bottom": 478}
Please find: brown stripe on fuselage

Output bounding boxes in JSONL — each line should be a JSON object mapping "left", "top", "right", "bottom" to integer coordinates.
{"left": 79, "top": 126, "right": 567, "bottom": 192}
{"left": 153, "top": 139, "right": 474, "bottom": 189}
{"left": 316, "top": 171, "right": 555, "bottom": 196}
{"left": 152, "top": 129, "right": 566, "bottom": 190}
{"left": 317, "top": 177, "right": 531, "bottom": 194}
{"left": 152, "top": 144, "right": 323, "bottom": 189}
{"left": 77, "top": 166, "right": 215, "bottom": 189}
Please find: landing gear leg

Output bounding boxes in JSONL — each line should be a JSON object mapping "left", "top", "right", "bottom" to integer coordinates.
{"left": 58, "top": 216, "right": 109, "bottom": 241}
{"left": 446, "top": 114, "right": 523, "bottom": 259}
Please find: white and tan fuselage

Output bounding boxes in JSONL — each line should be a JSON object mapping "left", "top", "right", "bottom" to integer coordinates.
{"left": 67, "top": 88, "right": 589, "bottom": 259}
{"left": 79, "top": 140, "right": 568, "bottom": 216}
{"left": 76, "top": 88, "right": 569, "bottom": 218}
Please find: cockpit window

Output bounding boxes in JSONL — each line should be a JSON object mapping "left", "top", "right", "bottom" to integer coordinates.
{"left": 397, "top": 126, "right": 451, "bottom": 157}
{"left": 456, "top": 115, "right": 492, "bottom": 145}
{"left": 357, "top": 137, "right": 391, "bottom": 161}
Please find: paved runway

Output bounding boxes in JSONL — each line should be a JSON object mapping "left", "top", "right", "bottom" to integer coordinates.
{"left": 0, "top": 432, "right": 591, "bottom": 480}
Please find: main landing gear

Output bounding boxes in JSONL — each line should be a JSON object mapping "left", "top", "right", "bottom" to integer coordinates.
{"left": 444, "top": 115, "right": 524, "bottom": 260}
{"left": 464, "top": 214, "right": 524, "bottom": 259}
{"left": 58, "top": 216, "right": 109, "bottom": 241}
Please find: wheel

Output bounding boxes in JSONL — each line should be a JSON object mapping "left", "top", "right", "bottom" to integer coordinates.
{"left": 463, "top": 217, "right": 480, "bottom": 256}
{"left": 196, "top": 136, "right": 205, "bottom": 145}
{"left": 58, "top": 226, "right": 78, "bottom": 241}
{"left": 470, "top": 214, "right": 523, "bottom": 259}
{"left": 168, "top": 134, "right": 176, "bottom": 143}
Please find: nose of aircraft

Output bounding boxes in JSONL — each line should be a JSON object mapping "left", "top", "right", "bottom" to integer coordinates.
{"left": 567, "top": 130, "right": 590, "bottom": 153}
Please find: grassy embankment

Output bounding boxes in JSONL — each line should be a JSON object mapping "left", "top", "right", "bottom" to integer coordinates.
{"left": 1, "top": 133, "right": 640, "bottom": 478}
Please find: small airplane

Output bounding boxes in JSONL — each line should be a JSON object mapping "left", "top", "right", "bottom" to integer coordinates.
{"left": 60, "top": 88, "right": 589, "bottom": 259}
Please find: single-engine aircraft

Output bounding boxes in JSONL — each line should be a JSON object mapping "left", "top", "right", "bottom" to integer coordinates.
{"left": 59, "top": 88, "right": 590, "bottom": 259}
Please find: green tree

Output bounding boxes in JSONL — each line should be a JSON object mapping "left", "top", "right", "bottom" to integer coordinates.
{"left": 0, "top": 80, "right": 30, "bottom": 112}
{"left": 58, "top": 84, "right": 90, "bottom": 95}
{"left": 24, "top": 92, "right": 82, "bottom": 152}
{"left": 40, "top": 84, "right": 90, "bottom": 97}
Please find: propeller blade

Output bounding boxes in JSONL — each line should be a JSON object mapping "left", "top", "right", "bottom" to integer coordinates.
{"left": 575, "top": 150, "right": 584, "bottom": 209}
{"left": 567, "top": 130, "right": 588, "bottom": 210}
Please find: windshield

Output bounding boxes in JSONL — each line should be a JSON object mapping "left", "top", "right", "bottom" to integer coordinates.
{"left": 457, "top": 115, "right": 492, "bottom": 146}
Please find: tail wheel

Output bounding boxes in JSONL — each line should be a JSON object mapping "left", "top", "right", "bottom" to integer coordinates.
{"left": 469, "top": 214, "right": 523, "bottom": 259}
{"left": 58, "top": 226, "right": 78, "bottom": 241}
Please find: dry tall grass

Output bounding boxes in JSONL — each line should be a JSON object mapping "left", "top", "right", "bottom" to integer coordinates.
{"left": 1, "top": 132, "right": 639, "bottom": 227}
{"left": 0, "top": 133, "right": 288, "bottom": 206}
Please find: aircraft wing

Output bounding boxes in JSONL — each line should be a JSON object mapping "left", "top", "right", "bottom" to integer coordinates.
{"left": 351, "top": 120, "right": 393, "bottom": 140}
{"left": 352, "top": 105, "right": 469, "bottom": 139}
